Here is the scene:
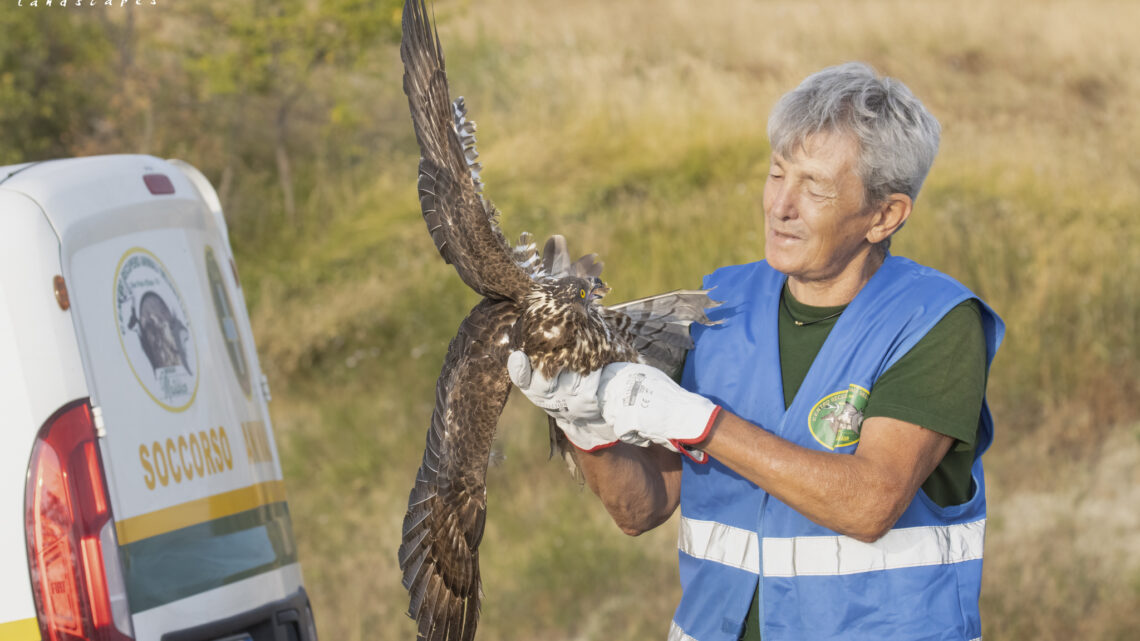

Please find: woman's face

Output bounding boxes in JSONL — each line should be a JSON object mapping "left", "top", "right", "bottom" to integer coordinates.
{"left": 763, "top": 131, "right": 881, "bottom": 287}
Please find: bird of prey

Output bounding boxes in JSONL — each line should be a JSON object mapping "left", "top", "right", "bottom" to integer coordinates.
{"left": 129, "top": 291, "right": 193, "bottom": 375}
{"left": 397, "top": 2, "right": 718, "bottom": 640}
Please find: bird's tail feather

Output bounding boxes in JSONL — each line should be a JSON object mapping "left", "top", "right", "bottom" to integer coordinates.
{"left": 547, "top": 415, "right": 585, "bottom": 481}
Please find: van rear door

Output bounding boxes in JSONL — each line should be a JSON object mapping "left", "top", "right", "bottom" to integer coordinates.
{"left": 22, "top": 155, "right": 308, "bottom": 639}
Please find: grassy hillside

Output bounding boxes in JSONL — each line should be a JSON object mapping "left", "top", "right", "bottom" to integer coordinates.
{"left": 234, "top": 1, "right": 1140, "bottom": 639}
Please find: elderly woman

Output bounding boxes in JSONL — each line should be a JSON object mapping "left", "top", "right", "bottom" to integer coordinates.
{"left": 510, "top": 62, "right": 1004, "bottom": 641}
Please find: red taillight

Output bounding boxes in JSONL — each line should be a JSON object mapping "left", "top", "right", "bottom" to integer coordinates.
{"left": 25, "top": 400, "right": 133, "bottom": 641}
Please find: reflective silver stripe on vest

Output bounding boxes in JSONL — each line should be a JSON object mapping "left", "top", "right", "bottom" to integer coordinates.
{"left": 671, "top": 621, "right": 982, "bottom": 641}
{"left": 673, "top": 616, "right": 983, "bottom": 641}
{"left": 678, "top": 516, "right": 985, "bottom": 578}
{"left": 677, "top": 517, "right": 760, "bottom": 574}
{"left": 761, "top": 519, "right": 986, "bottom": 577}
{"left": 668, "top": 620, "right": 699, "bottom": 641}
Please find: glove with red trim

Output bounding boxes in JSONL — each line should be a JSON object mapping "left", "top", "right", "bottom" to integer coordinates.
{"left": 598, "top": 363, "right": 721, "bottom": 463}
{"left": 507, "top": 351, "right": 619, "bottom": 452}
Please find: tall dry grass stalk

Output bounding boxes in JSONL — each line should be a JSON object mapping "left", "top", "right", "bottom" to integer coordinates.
{"left": 249, "top": 1, "right": 1140, "bottom": 639}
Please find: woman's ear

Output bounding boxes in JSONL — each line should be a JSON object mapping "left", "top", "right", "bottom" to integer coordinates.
{"left": 866, "top": 193, "right": 913, "bottom": 245}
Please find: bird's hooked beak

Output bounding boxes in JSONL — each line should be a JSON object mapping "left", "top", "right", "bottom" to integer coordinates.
{"left": 588, "top": 279, "right": 611, "bottom": 302}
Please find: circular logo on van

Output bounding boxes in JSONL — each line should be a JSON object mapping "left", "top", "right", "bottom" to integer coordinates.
{"left": 205, "top": 246, "right": 252, "bottom": 398}
{"left": 115, "top": 248, "right": 199, "bottom": 412}
{"left": 807, "top": 384, "right": 869, "bottom": 450}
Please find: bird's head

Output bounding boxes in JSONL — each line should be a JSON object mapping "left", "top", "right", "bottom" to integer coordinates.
{"left": 552, "top": 276, "right": 610, "bottom": 311}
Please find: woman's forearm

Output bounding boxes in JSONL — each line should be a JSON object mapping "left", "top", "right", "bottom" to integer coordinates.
{"left": 576, "top": 442, "right": 683, "bottom": 536}
{"left": 698, "top": 410, "right": 953, "bottom": 542}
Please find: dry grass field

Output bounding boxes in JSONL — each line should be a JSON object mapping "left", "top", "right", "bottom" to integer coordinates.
{"left": 176, "top": 0, "right": 1140, "bottom": 639}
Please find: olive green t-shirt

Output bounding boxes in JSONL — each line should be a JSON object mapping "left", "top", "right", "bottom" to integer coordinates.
{"left": 777, "top": 284, "right": 988, "bottom": 505}
{"left": 737, "top": 284, "right": 988, "bottom": 641}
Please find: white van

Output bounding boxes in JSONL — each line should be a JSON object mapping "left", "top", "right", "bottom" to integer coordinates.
{"left": 0, "top": 155, "right": 318, "bottom": 641}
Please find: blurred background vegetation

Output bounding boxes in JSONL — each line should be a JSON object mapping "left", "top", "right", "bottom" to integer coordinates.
{"left": 4, "top": 0, "right": 1139, "bottom": 639}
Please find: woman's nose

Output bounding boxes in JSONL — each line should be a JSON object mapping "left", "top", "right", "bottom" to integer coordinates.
{"left": 765, "top": 182, "right": 796, "bottom": 220}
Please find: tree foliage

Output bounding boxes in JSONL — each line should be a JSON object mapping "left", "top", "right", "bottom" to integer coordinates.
{"left": 175, "top": 0, "right": 402, "bottom": 227}
{"left": 3, "top": 0, "right": 403, "bottom": 235}
{"left": 0, "top": 10, "right": 116, "bottom": 164}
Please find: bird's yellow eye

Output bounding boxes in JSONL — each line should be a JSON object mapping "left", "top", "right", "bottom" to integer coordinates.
{"left": 579, "top": 288, "right": 587, "bottom": 299}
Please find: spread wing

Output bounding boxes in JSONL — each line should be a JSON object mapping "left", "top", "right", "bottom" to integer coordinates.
{"left": 604, "top": 290, "right": 721, "bottom": 380}
{"left": 401, "top": 0, "right": 532, "bottom": 301}
{"left": 399, "top": 298, "right": 519, "bottom": 641}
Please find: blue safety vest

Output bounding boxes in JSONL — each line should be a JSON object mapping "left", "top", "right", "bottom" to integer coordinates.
{"left": 670, "top": 256, "right": 1004, "bottom": 641}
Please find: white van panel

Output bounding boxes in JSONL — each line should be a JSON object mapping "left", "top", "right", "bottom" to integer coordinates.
{"left": 0, "top": 191, "right": 90, "bottom": 436}
{"left": 58, "top": 164, "right": 296, "bottom": 622}
{"left": 0, "top": 190, "right": 90, "bottom": 630}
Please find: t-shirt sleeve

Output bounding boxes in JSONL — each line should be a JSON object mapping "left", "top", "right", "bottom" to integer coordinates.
{"left": 863, "top": 299, "right": 987, "bottom": 446}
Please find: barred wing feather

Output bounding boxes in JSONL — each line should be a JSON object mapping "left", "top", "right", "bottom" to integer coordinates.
{"left": 605, "top": 290, "right": 721, "bottom": 379}
{"left": 398, "top": 299, "right": 518, "bottom": 641}
{"left": 401, "top": 0, "right": 531, "bottom": 302}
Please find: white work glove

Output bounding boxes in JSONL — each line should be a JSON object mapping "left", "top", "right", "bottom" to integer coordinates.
{"left": 507, "top": 351, "right": 620, "bottom": 452}
{"left": 598, "top": 363, "right": 721, "bottom": 463}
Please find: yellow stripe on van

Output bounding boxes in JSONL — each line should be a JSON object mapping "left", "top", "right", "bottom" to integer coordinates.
{"left": 0, "top": 617, "right": 40, "bottom": 641}
{"left": 115, "top": 479, "right": 287, "bottom": 544}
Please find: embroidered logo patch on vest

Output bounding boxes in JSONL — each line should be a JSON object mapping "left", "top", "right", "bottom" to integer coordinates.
{"left": 808, "top": 384, "right": 869, "bottom": 450}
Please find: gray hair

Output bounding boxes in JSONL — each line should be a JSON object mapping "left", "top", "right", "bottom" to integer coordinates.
{"left": 768, "top": 62, "right": 941, "bottom": 210}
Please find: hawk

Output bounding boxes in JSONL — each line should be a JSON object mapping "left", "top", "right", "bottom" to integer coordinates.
{"left": 397, "top": 2, "right": 718, "bottom": 640}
